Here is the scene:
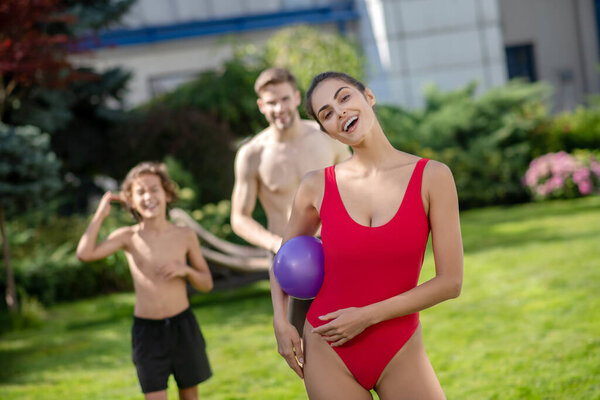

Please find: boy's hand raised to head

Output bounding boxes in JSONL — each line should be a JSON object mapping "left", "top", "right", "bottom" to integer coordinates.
{"left": 94, "top": 191, "right": 123, "bottom": 219}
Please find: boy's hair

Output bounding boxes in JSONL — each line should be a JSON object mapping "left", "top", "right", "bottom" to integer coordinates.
{"left": 305, "top": 71, "right": 367, "bottom": 131}
{"left": 254, "top": 67, "right": 298, "bottom": 95}
{"left": 120, "top": 162, "right": 177, "bottom": 221}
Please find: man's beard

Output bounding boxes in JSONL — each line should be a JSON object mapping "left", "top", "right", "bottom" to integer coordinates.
{"left": 271, "top": 110, "right": 295, "bottom": 130}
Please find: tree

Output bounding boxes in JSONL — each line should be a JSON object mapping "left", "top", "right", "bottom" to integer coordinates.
{"left": 263, "top": 25, "right": 365, "bottom": 92}
{"left": 0, "top": 123, "right": 61, "bottom": 312}
{"left": 0, "top": 0, "right": 75, "bottom": 122}
{"left": 1, "top": 0, "right": 134, "bottom": 213}
{"left": 0, "top": 0, "right": 134, "bottom": 124}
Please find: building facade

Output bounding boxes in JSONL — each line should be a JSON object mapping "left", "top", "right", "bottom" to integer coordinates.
{"left": 79, "top": 0, "right": 600, "bottom": 110}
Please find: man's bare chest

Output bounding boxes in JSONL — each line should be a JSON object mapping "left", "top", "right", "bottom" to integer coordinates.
{"left": 258, "top": 145, "right": 329, "bottom": 192}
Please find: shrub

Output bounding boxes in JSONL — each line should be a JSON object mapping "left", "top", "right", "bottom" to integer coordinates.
{"left": 263, "top": 25, "right": 365, "bottom": 92}
{"left": 108, "top": 106, "right": 237, "bottom": 206}
{"left": 0, "top": 211, "right": 133, "bottom": 306}
{"left": 378, "top": 80, "right": 551, "bottom": 208}
{"left": 146, "top": 58, "right": 265, "bottom": 139}
{"left": 147, "top": 24, "right": 365, "bottom": 136}
{"left": 530, "top": 101, "right": 600, "bottom": 157}
{"left": 523, "top": 150, "right": 600, "bottom": 199}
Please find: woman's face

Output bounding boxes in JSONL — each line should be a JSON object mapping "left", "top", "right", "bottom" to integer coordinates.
{"left": 311, "top": 78, "right": 376, "bottom": 146}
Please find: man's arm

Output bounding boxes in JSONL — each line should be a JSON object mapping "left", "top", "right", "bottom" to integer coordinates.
{"left": 270, "top": 170, "right": 322, "bottom": 379}
{"left": 230, "top": 145, "right": 282, "bottom": 253}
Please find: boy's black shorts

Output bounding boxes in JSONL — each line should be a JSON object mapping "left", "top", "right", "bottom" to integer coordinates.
{"left": 131, "top": 307, "right": 212, "bottom": 394}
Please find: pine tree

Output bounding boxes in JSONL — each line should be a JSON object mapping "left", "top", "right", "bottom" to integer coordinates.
{"left": 0, "top": 123, "right": 61, "bottom": 312}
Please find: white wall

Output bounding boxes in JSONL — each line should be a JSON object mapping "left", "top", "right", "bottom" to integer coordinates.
{"left": 358, "top": 0, "right": 507, "bottom": 108}
{"left": 76, "top": 0, "right": 600, "bottom": 110}
{"left": 75, "top": 0, "right": 352, "bottom": 107}
{"left": 77, "top": 30, "right": 273, "bottom": 106}
{"left": 499, "top": 0, "right": 600, "bottom": 110}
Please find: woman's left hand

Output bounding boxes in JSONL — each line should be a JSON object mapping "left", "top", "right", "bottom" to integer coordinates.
{"left": 312, "top": 307, "right": 372, "bottom": 347}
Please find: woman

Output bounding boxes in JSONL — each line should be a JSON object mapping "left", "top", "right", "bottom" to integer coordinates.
{"left": 270, "top": 72, "right": 464, "bottom": 399}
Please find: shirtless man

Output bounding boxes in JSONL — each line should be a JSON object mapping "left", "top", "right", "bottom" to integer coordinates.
{"left": 230, "top": 67, "right": 350, "bottom": 334}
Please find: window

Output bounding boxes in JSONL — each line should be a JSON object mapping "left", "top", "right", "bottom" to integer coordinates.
{"left": 505, "top": 44, "right": 537, "bottom": 82}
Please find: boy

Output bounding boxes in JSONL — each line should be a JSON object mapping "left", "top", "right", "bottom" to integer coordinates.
{"left": 77, "top": 162, "right": 213, "bottom": 400}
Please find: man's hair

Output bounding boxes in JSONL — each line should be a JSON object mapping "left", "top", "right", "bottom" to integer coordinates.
{"left": 120, "top": 161, "right": 177, "bottom": 221}
{"left": 254, "top": 67, "right": 298, "bottom": 95}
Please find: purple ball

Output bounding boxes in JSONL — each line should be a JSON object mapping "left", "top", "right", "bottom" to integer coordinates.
{"left": 273, "top": 236, "right": 324, "bottom": 300}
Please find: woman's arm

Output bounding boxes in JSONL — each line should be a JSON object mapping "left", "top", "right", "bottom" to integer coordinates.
{"left": 271, "top": 170, "right": 323, "bottom": 379}
{"left": 314, "top": 161, "right": 463, "bottom": 346}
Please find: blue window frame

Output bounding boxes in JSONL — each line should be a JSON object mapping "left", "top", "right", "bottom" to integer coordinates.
{"left": 76, "top": 1, "right": 358, "bottom": 50}
{"left": 505, "top": 44, "right": 537, "bottom": 82}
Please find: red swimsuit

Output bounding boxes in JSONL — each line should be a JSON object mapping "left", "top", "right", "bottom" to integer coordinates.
{"left": 306, "top": 158, "right": 430, "bottom": 390}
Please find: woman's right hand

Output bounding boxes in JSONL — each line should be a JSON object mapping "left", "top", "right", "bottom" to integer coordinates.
{"left": 273, "top": 318, "right": 304, "bottom": 379}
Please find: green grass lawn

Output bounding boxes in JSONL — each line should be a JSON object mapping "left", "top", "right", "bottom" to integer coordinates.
{"left": 1, "top": 197, "right": 600, "bottom": 399}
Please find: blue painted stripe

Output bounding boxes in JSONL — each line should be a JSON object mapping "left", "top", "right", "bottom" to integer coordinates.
{"left": 76, "top": 2, "right": 359, "bottom": 50}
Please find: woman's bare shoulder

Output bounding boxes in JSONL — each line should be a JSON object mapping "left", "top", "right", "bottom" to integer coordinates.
{"left": 422, "top": 159, "right": 454, "bottom": 182}
{"left": 300, "top": 168, "right": 326, "bottom": 194}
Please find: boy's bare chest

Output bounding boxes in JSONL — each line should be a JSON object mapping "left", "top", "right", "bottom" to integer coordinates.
{"left": 128, "top": 232, "right": 186, "bottom": 269}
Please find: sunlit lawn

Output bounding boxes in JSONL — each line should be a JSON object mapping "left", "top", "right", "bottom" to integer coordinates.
{"left": 1, "top": 197, "right": 599, "bottom": 399}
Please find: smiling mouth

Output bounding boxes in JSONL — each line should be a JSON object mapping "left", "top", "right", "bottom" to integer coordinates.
{"left": 142, "top": 202, "right": 158, "bottom": 210}
{"left": 343, "top": 116, "right": 358, "bottom": 132}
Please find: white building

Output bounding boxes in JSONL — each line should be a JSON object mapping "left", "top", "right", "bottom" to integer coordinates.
{"left": 79, "top": 0, "right": 600, "bottom": 110}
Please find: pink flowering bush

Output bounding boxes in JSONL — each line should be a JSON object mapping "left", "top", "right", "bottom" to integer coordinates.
{"left": 523, "top": 151, "right": 600, "bottom": 199}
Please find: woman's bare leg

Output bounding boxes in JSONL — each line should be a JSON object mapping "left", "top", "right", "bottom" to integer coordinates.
{"left": 303, "top": 321, "right": 373, "bottom": 400}
{"left": 375, "top": 324, "right": 445, "bottom": 400}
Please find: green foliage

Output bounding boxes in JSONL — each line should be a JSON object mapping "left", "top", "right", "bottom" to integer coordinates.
{"left": 147, "top": 58, "right": 265, "bottom": 138}
{"left": 192, "top": 200, "right": 237, "bottom": 242}
{"left": 2, "top": 0, "right": 134, "bottom": 131}
{"left": 0, "top": 123, "right": 62, "bottom": 212}
{"left": 188, "top": 198, "right": 267, "bottom": 246}
{"left": 7, "top": 288, "right": 46, "bottom": 331}
{"left": 1, "top": 1, "right": 133, "bottom": 213}
{"left": 0, "top": 211, "right": 132, "bottom": 306}
{"left": 263, "top": 25, "right": 365, "bottom": 92}
{"left": 530, "top": 100, "right": 600, "bottom": 157}
{"left": 2, "top": 197, "right": 600, "bottom": 399}
{"left": 146, "top": 25, "right": 365, "bottom": 140}
{"left": 190, "top": 199, "right": 266, "bottom": 245}
{"left": 379, "top": 80, "right": 552, "bottom": 208}
{"left": 164, "top": 155, "right": 202, "bottom": 210}
{"left": 64, "top": 0, "right": 136, "bottom": 34}
{"left": 376, "top": 104, "right": 422, "bottom": 154}
{"left": 108, "top": 106, "right": 237, "bottom": 205}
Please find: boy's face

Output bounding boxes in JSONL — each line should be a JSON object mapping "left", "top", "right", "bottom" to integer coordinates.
{"left": 257, "top": 82, "right": 301, "bottom": 130}
{"left": 130, "top": 174, "right": 171, "bottom": 220}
